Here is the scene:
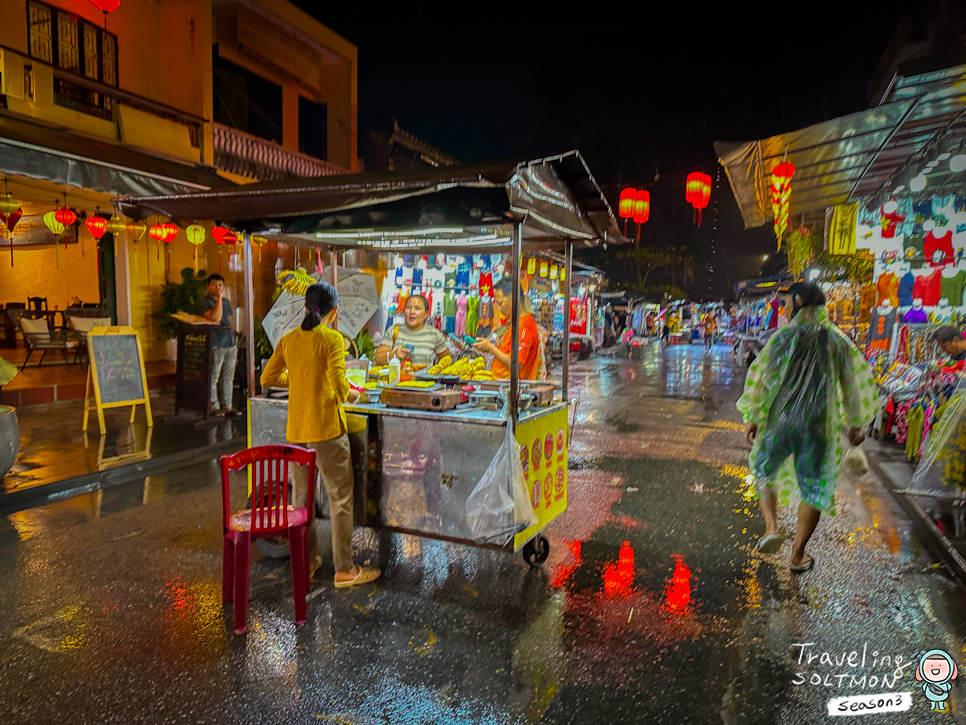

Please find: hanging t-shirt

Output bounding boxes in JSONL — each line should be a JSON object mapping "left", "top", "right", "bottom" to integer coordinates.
{"left": 897, "top": 272, "right": 915, "bottom": 307}
{"left": 867, "top": 307, "right": 897, "bottom": 350}
{"left": 859, "top": 283, "right": 877, "bottom": 324}
{"left": 456, "top": 262, "right": 471, "bottom": 288}
{"left": 924, "top": 230, "right": 954, "bottom": 267}
{"left": 939, "top": 269, "right": 966, "bottom": 307}
{"left": 902, "top": 308, "right": 929, "bottom": 324}
{"left": 881, "top": 207, "right": 905, "bottom": 238}
{"left": 913, "top": 269, "right": 942, "bottom": 306}
{"left": 903, "top": 233, "right": 925, "bottom": 268}
{"left": 478, "top": 272, "right": 494, "bottom": 298}
{"left": 876, "top": 272, "right": 899, "bottom": 306}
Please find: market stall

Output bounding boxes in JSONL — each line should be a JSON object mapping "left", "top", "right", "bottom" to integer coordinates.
{"left": 118, "top": 152, "right": 624, "bottom": 564}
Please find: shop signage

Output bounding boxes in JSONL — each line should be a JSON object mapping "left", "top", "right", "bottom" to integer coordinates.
{"left": 176, "top": 326, "right": 214, "bottom": 417}
{"left": 84, "top": 326, "right": 153, "bottom": 432}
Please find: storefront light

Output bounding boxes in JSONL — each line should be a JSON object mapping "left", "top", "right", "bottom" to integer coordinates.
{"left": 807, "top": 268, "right": 820, "bottom": 281}
{"left": 892, "top": 186, "right": 904, "bottom": 195}
{"left": 937, "top": 153, "right": 951, "bottom": 161}
{"left": 909, "top": 175, "right": 927, "bottom": 193}
{"left": 950, "top": 154, "right": 966, "bottom": 173}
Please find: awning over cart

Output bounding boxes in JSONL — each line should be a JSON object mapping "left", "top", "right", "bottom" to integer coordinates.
{"left": 716, "top": 62, "right": 966, "bottom": 228}
{"left": 117, "top": 150, "right": 626, "bottom": 248}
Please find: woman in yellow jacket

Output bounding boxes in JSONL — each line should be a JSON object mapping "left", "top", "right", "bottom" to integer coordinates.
{"left": 260, "top": 282, "right": 380, "bottom": 589}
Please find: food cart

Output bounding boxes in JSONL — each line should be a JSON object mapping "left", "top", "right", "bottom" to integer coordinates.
{"left": 118, "top": 152, "right": 624, "bottom": 565}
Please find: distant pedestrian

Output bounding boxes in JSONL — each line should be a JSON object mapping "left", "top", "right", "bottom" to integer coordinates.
{"left": 646, "top": 313, "right": 656, "bottom": 337}
{"left": 737, "top": 282, "right": 879, "bottom": 572}
{"left": 704, "top": 313, "right": 717, "bottom": 350}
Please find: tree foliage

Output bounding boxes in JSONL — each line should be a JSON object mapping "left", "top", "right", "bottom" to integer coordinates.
{"left": 783, "top": 226, "right": 874, "bottom": 286}
{"left": 152, "top": 268, "right": 208, "bottom": 340}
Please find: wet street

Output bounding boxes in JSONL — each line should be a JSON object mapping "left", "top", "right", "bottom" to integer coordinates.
{"left": 2, "top": 342, "right": 965, "bottom": 724}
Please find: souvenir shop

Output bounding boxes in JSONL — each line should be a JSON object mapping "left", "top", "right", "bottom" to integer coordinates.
{"left": 378, "top": 253, "right": 504, "bottom": 344}
{"left": 565, "top": 265, "right": 607, "bottom": 354}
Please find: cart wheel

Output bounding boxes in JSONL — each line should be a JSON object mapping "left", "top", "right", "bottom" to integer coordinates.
{"left": 522, "top": 535, "right": 550, "bottom": 567}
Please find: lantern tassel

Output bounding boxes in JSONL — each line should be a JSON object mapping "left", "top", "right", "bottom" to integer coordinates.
{"left": 636, "top": 222, "right": 641, "bottom": 242}
{"left": 218, "top": 247, "right": 222, "bottom": 273}
{"left": 55, "top": 239, "right": 60, "bottom": 269}
{"left": 317, "top": 246, "right": 323, "bottom": 274}
{"left": 193, "top": 245, "right": 198, "bottom": 273}
{"left": 9, "top": 239, "right": 12, "bottom": 268}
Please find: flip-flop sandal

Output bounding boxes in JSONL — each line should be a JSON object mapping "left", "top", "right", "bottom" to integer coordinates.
{"left": 790, "top": 557, "right": 815, "bottom": 573}
{"left": 756, "top": 533, "right": 783, "bottom": 554}
{"left": 309, "top": 556, "right": 322, "bottom": 579}
{"left": 334, "top": 566, "right": 381, "bottom": 589}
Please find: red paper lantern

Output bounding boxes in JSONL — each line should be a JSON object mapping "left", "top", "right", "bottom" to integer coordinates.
{"left": 86, "top": 216, "right": 108, "bottom": 240}
{"left": 686, "top": 172, "right": 712, "bottom": 226}
{"left": 149, "top": 223, "right": 167, "bottom": 242}
{"left": 618, "top": 188, "right": 636, "bottom": 219}
{"left": 89, "top": 0, "right": 121, "bottom": 12}
{"left": 633, "top": 190, "right": 650, "bottom": 224}
{"left": 162, "top": 222, "right": 179, "bottom": 243}
{"left": 222, "top": 230, "right": 238, "bottom": 245}
{"left": 212, "top": 226, "right": 230, "bottom": 245}
{"left": 55, "top": 207, "right": 77, "bottom": 227}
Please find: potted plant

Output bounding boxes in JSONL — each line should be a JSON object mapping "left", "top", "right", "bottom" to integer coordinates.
{"left": 152, "top": 268, "right": 208, "bottom": 361}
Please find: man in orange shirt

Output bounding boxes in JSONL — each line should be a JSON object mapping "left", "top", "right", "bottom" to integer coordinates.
{"left": 473, "top": 277, "right": 541, "bottom": 380}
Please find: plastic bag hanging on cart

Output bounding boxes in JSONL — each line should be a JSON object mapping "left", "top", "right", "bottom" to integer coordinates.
{"left": 466, "top": 419, "right": 539, "bottom": 545}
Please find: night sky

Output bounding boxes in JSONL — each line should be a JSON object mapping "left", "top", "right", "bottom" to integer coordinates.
{"left": 298, "top": 0, "right": 922, "bottom": 298}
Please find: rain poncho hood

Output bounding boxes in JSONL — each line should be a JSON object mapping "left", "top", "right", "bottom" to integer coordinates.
{"left": 736, "top": 307, "right": 879, "bottom": 513}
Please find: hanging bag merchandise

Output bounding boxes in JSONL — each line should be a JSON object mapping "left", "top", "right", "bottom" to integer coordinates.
{"left": 465, "top": 419, "right": 539, "bottom": 545}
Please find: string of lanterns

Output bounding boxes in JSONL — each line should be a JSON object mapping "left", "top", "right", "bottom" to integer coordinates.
{"left": 0, "top": 190, "right": 255, "bottom": 272}
{"left": 618, "top": 171, "right": 713, "bottom": 240}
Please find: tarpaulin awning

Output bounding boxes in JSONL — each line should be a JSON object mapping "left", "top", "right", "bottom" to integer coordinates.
{"left": 0, "top": 112, "right": 230, "bottom": 197}
{"left": 716, "top": 63, "right": 966, "bottom": 229}
{"left": 117, "top": 150, "right": 626, "bottom": 248}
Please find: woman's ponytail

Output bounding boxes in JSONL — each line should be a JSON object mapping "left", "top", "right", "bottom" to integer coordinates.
{"left": 301, "top": 281, "right": 339, "bottom": 331}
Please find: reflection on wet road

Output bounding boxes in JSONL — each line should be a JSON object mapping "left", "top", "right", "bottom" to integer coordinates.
{"left": 1, "top": 343, "right": 964, "bottom": 724}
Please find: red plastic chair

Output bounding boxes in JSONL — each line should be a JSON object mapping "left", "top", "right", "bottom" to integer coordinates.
{"left": 220, "top": 445, "right": 316, "bottom": 634}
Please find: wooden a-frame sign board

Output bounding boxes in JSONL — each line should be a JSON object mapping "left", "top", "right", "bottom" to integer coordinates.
{"left": 84, "top": 326, "right": 153, "bottom": 432}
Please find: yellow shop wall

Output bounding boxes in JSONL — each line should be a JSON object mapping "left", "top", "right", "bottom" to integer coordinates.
{"left": 126, "top": 237, "right": 200, "bottom": 362}
{"left": 0, "top": 242, "right": 100, "bottom": 311}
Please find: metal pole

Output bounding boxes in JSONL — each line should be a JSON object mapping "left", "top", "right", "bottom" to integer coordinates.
{"left": 509, "top": 224, "right": 522, "bottom": 426}
{"left": 330, "top": 249, "right": 338, "bottom": 332}
{"left": 563, "top": 240, "right": 572, "bottom": 401}
{"left": 243, "top": 231, "right": 256, "bottom": 399}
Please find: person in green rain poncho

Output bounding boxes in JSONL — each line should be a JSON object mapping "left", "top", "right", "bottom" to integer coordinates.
{"left": 737, "top": 282, "right": 880, "bottom": 572}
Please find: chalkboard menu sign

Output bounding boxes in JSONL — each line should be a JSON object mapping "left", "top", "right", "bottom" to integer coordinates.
{"left": 84, "top": 327, "right": 153, "bottom": 432}
{"left": 176, "top": 324, "right": 215, "bottom": 416}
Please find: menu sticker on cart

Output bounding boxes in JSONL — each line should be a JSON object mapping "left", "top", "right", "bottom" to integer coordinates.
{"left": 520, "top": 444, "right": 530, "bottom": 481}
{"left": 513, "top": 407, "right": 569, "bottom": 551}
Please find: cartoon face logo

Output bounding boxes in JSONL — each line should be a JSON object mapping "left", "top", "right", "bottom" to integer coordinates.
{"left": 530, "top": 480, "right": 540, "bottom": 509}
{"left": 556, "top": 430, "right": 565, "bottom": 454}
{"left": 916, "top": 650, "right": 958, "bottom": 712}
{"left": 519, "top": 444, "right": 529, "bottom": 473}
{"left": 544, "top": 433, "right": 554, "bottom": 460}
{"left": 532, "top": 440, "right": 542, "bottom": 467}
{"left": 543, "top": 473, "right": 553, "bottom": 507}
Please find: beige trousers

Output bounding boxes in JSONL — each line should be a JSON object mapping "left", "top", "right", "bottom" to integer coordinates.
{"left": 291, "top": 433, "right": 355, "bottom": 573}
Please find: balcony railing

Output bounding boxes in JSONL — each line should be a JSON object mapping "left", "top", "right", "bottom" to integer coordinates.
{"left": 213, "top": 123, "right": 347, "bottom": 181}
